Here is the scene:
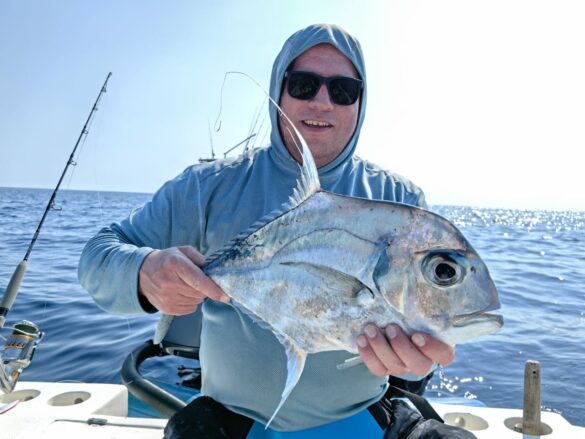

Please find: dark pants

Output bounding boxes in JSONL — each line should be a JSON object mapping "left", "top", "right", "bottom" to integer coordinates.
{"left": 164, "top": 373, "right": 476, "bottom": 439}
{"left": 163, "top": 396, "right": 254, "bottom": 439}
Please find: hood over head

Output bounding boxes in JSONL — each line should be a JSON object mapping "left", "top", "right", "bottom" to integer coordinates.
{"left": 268, "top": 24, "right": 367, "bottom": 178}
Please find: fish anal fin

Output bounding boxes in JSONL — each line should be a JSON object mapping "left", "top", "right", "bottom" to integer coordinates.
{"left": 153, "top": 314, "right": 174, "bottom": 345}
{"left": 265, "top": 338, "right": 307, "bottom": 429}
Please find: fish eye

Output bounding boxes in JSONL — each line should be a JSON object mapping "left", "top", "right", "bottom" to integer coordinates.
{"left": 435, "top": 262, "right": 456, "bottom": 280}
{"left": 422, "top": 253, "right": 464, "bottom": 287}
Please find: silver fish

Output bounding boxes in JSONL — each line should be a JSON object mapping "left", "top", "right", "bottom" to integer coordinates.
{"left": 155, "top": 101, "right": 503, "bottom": 428}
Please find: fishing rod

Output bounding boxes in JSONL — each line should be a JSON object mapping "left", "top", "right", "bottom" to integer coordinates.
{"left": 0, "top": 72, "right": 112, "bottom": 394}
{"left": 223, "top": 133, "right": 256, "bottom": 158}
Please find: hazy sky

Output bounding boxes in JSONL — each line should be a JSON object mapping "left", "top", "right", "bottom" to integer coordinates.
{"left": 1, "top": 0, "right": 584, "bottom": 211}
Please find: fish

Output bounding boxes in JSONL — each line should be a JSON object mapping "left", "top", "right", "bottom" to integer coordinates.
{"left": 154, "top": 95, "right": 503, "bottom": 428}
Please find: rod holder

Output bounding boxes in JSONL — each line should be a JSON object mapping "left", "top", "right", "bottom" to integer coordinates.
{"left": 522, "top": 360, "right": 541, "bottom": 435}
{"left": 504, "top": 360, "right": 552, "bottom": 436}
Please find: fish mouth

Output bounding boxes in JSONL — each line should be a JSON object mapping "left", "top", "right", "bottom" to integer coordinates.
{"left": 452, "top": 310, "right": 504, "bottom": 328}
{"left": 441, "top": 310, "right": 503, "bottom": 344}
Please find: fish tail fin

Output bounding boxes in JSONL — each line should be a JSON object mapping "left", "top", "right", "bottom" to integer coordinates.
{"left": 265, "top": 340, "right": 308, "bottom": 430}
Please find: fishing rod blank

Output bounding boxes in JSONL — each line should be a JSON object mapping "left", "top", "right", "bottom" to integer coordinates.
{"left": 0, "top": 72, "right": 112, "bottom": 330}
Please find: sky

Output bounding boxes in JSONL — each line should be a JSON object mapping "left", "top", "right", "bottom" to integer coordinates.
{"left": 1, "top": 0, "right": 584, "bottom": 211}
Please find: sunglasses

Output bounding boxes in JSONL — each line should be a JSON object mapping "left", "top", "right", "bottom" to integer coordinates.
{"left": 284, "top": 71, "right": 363, "bottom": 106}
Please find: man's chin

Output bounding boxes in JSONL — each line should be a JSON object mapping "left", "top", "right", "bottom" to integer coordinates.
{"left": 283, "top": 134, "right": 341, "bottom": 167}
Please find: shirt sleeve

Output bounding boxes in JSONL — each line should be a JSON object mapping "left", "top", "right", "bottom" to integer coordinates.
{"left": 78, "top": 167, "right": 203, "bottom": 314}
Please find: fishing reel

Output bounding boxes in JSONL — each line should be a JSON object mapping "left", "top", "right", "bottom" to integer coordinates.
{"left": 0, "top": 321, "right": 43, "bottom": 394}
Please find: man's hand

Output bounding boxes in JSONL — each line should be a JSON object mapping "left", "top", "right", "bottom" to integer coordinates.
{"left": 138, "top": 246, "right": 229, "bottom": 315}
{"left": 356, "top": 324, "right": 454, "bottom": 377}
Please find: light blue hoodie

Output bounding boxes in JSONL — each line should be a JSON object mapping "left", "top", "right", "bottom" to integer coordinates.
{"left": 79, "top": 24, "right": 426, "bottom": 431}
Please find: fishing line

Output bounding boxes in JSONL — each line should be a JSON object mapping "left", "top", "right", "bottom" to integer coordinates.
{"left": 249, "top": 98, "right": 269, "bottom": 151}
{"left": 255, "top": 105, "right": 271, "bottom": 150}
{"left": 65, "top": 95, "right": 100, "bottom": 190}
{"left": 207, "top": 118, "right": 216, "bottom": 160}
{"left": 84, "top": 90, "right": 109, "bottom": 222}
{"left": 39, "top": 300, "right": 49, "bottom": 331}
{"left": 215, "top": 71, "right": 308, "bottom": 161}
{"left": 245, "top": 100, "right": 261, "bottom": 140}
{"left": 51, "top": 108, "right": 95, "bottom": 213}
{"left": 213, "top": 79, "right": 224, "bottom": 133}
{"left": 245, "top": 97, "right": 268, "bottom": 151}
{"left": 212, "top": 74, "right": 263, "bottom": 157}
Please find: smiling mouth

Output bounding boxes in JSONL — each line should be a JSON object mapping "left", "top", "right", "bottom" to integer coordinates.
{"left": 303, "top": 120, "right": 332, "bottom": 128}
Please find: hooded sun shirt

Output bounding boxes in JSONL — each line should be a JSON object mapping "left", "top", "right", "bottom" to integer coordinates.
{"left": 78, "top": 24, "right": 426, "bottom": 431}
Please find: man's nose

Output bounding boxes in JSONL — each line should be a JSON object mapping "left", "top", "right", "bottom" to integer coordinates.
{"left": 308, "top": 84, "right": 334, "bottom": 110}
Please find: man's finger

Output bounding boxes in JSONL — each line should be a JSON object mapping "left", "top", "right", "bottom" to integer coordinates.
{"left": 167, "top": 289, "right": 206, "bottom": 306}
{"left": 363, "top": 324, "right": 407, "bottom": 375}
{"left": 176, "top": 246, "right": 230, "bottom": 302}
{"left": 356, "top": 335, "right": 390, "bottom": 376}
{"left": 410, "top": 333, "right": 455, "bottom": 366}
{"left": 169, "top": 303, "right": 200, "bottom": 316}
{"left": 386, "top": 325, "right": 433, "bottom": 377}
{"left": 178, "top": 246, "right": 206, "bottom": 267}
{"left": 174, "top": 255, "right": 230, "bottom": 303}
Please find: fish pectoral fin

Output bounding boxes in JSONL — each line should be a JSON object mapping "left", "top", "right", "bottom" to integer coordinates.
{"left": 265, "top": 338, "right": 307, "bottom": 429}
{"left": 279, "top": 261, "right": 369, "bottom": 299}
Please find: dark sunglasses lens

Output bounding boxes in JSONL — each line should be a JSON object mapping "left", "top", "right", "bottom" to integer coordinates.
{"left": 288, "top": 73, "right": 320, "bottom": 100}
{"left": 329, "top": 78, "right": 361, "bottom": 105}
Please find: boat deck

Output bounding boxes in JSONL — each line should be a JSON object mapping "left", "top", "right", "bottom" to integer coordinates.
{"left": 2, "top": 382, "right": 583, "bottom": 438}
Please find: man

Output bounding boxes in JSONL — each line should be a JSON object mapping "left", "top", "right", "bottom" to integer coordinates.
{"left": 79, "top": 24, "right": 454, "bottom": 432}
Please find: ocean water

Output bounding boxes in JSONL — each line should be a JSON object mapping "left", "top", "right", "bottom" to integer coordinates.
{"left": 0, "top": 187, "right": 583, "bottom": 427}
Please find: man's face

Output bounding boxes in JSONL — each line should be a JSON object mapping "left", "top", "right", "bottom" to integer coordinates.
{"left": 278, "top": 44, "right": 360, "bottom": 168}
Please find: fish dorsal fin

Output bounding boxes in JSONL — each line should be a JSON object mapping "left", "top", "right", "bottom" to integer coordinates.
{"left": 204, "top": 135, "right": 318, "bottom": 269}
{"left": 204, "top": 72, "right": 320, "bottom": 269}
{"left": 204, "top": 205, "right": 291, "bottom": 269}
{"left": 284, "top": 125, "right": 320, "bottom": 206}
{"left": 223, "top": 71, "right": 321, "bottom": 205}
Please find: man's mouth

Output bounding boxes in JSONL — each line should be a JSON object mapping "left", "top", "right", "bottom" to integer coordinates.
{"left": 302, "top": 120, "right": 332, "bottom": 128}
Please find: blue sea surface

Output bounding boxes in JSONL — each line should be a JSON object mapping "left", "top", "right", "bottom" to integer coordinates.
{"left": 0, "top": 187, "right": 584, "bottom": 426}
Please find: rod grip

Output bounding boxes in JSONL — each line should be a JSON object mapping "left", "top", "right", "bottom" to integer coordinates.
{"left": 0, "top": 261, "right": 28, "bottom": 329}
